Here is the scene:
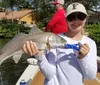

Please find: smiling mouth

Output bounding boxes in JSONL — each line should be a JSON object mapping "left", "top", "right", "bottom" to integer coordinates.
{"left": 72, "top": 24, "right": 81, "bottom": 28}
{"left": 72, "top": 23, "right": 80, "bottom": 26}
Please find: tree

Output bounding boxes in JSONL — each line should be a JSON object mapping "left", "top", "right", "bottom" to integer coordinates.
{"left": 31, "top": 0, "right": 54, "bottom": 24}
{"left": 0, "top": 0, "right": 30, "bottom": 24}
{"left": 0, "top": 0, "right": 100, "bottom": 25}
{"left": 30, "top": 0, "right": 100, "bottom": 25}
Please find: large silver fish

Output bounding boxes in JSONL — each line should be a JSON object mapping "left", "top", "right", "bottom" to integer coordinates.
{"left": 0, "top": 25, "right": 67, "bottom": 65}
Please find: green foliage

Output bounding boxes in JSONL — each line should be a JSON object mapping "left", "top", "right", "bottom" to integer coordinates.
{"left": 85, "top": 24, "right": 100, "bottom": 45}
{"left": 31, "top": 0, "right": 55, "bottom": 24}
{"left": 0, "top": 19, "right": 31, "bottom": 38}
{"left": 0, "top": 0, "right": 29, "bottom": 9}
{"left": 0, "top": 0, "right": 100, "bottom": 25}
{"left": 81, "top": 24, "right": 100, "bottom": 56}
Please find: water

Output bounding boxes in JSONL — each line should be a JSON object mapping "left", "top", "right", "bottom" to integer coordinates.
{"left": 0, "top": 38, "right": 29, "bottom": 85}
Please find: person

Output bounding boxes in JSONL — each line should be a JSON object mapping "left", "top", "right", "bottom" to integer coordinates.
{"left": 23, "top": 2, "right": 97, "bottom": 85}
{"left": 44, "top": 0, "right": 68, "bottom": 34}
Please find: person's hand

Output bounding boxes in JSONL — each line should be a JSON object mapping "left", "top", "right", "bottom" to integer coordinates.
{"left": 77, "top": 43, "right": 90, "bottom": 59}
{"left": 23, "top": 41, "right": 39, "bottom": 56}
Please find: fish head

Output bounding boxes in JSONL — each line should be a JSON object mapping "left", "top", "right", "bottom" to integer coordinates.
{"left": 47, "top": 33, "right": 67, "bottom": 49}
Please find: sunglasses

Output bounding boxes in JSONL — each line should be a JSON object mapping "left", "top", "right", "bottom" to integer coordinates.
{"left": 67, "top": 12, "right": 87, "bottom": 22}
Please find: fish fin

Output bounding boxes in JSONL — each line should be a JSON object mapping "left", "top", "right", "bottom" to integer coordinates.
{"left": 29, "top": 25, "right": 42, "bottom": 34}
{"left": 13, "top": 50, "right": 23, "bottom": 63}
{"left": 1, "top": 33, "right": 27, "bottom": 53}
{"left": 0, "top": 50, "right": 2, "bottom": 54}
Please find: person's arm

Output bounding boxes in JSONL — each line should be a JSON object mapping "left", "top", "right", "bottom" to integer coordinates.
{"left": 45, "top": 15, "right": 60, "bottom": 32}
{"left": 23, "top": 41, "right": 57, "bottom": 80}
{"left": 36, "top": 49, "right": 57, "bottom": 80}
{"left": 77, "top": 41, "right": 97, "bottom": 80}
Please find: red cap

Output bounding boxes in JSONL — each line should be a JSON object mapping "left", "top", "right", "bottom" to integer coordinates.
{"left": 52, "top": 0, "right": 64, "bottom": 5}
{"left": 52, "top": 0, "right": 58, "bottom": 4}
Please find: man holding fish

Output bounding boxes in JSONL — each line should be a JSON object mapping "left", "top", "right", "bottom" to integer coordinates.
{"left": 23, "top": 2, "right": 97, "bottom": 85}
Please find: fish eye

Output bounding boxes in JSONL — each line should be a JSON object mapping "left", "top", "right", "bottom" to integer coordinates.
{"left": 61, "top": 38, "right": 64, "bottom": 41}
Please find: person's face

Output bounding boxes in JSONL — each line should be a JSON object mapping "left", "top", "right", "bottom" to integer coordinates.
{"left": 67, "top": 12, "right": 87, "bottom": 33}
{"left": 55, "top": 3, "right": 59, "bottom": 10}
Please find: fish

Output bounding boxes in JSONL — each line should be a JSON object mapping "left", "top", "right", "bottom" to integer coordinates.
{"left": 0, "top": 25, "right": 67, "bottom": 65}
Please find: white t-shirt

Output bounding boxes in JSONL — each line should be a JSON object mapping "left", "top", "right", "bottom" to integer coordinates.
{"left": 36, "top": 35, "right": 97, "bottom": 85}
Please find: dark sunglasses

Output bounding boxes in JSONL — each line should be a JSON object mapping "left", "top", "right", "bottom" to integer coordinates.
{"left": 67, "top": 12, "right": 87, "bottom": 22}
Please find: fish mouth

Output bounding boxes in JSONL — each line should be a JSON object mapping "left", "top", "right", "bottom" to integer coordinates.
{"left": 45, "top": 34, "right": 67, "bottom": 49}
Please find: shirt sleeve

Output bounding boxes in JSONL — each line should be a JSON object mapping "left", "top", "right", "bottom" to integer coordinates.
{"left": 77, "top": 41, "right": 97, "bottom": 80}
{"left": 35, "top": 49, "right": 57, "bottom": 80}
{"left": 45, "top": 15, "right": 60, "bottom": 32}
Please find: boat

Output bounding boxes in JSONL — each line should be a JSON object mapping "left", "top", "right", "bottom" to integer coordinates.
{"left": 16, "top": 57, "right": 100, "bottom": 85}
{"left": 97, "top": 56, "right": 100, "bottom": 71}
